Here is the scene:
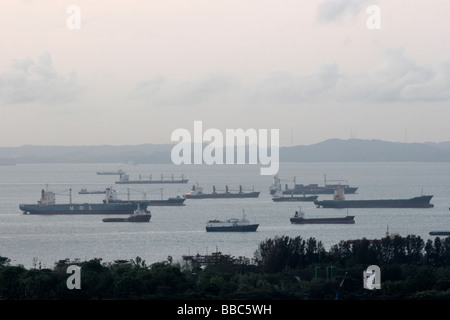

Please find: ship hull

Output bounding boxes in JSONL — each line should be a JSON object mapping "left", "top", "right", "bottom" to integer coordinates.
{"left": 273, "top": 186, "right": 358, "bottom": 195}
{"left": 206, "top": 224, "right": 259, "bottom": 232}
{"left": 103, "top": 214, "right": 151, "bottom": 222}
{"left": 19, "top": 202, "right": 147, "bottom": 215}
{"left": 148, "top": 198, "right": 186, "bottom": 206}
{"left": 290, "top": 216, "right": 355, "bottom": 224}
{"left": 115, "top": 179, "right": 189, "bottom": 184}
{"left": 429, "top": 231, "right": 450, "bottom": 236}
{"left": 272, "top": 195, "right": 318, "bottom": 202}
{"left": 314, "top": 195, "right": 434, "bottom": 208}
{"left": 186, "top": 192, "right": 260, "bottom": 199}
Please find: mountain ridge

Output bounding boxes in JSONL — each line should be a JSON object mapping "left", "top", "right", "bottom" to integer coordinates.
{"left": 1, "top": 139, "right": 450, "bottom": 164}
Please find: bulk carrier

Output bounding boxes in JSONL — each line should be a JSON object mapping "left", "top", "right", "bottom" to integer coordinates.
{"left": 19, "top": 187, "right": 149, "bottom": 214}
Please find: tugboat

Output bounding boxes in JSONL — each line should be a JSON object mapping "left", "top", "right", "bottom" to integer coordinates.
{"left": 290, "top": 207, "right": 355, "bottom": 224}
{"left": 314, "top": 186, "right": 434, "bottom": 209}
{"left": 185, "top": 184, "right": 260, "bottom": 199}
{"left": 206, "top": 210, "right": 259, "bottom": 232}
{"left": 102, "top": 206, "right": 151, "bottom": 222}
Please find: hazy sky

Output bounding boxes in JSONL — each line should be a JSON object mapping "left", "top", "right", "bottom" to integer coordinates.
{"left": 1, "top": 0, "right": 449, "bottom": 147}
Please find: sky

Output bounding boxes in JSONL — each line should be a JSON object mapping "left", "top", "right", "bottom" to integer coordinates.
{"left": 0, "top": 0, "right": 449, "bottom": 147}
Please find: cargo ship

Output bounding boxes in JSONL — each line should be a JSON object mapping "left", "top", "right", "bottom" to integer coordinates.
{"left": 206, "top": 211, "right": 259, "bottom": 232}
{"left": 79, "top": 188, "right": 106, "bottom": 194}
{"left": 104, "top": 188, "right": 185, "bottom": 206}
{"left": 313, "top": 186, "right": 434, "bottom": 209}
{"left": 290, "top": 208, "right": 355, "bottom": 224}
{"left": 19, "top": 188, "right": 149, "bottom": 215}
{"left": 269, "top": 175, "right": 358, "bottom": 195}
{"left": 96, "top": 169, "right": 125, "bottom": 175}
{"left": 272, "top": 190, "right": 318, "bottom": 202}
{"left": 185, "top": 185, "right": 260, "bottom": 199}
{"left": 115, "top": 173, "right": 188, "bottom": 184}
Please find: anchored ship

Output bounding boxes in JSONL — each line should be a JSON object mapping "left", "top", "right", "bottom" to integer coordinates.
{"left": 185, "top": 184, "right": 260, "bottom": 199}
{"left": 79, "top": 188, "right": 106, "bottom": 194}
{"left": 313, "top": 186, "right": 434, "bottom": 209}
{"left": 96, "top": 169, "right": 125, "bottom": 175}
{"left": 206, "top": 210, "right": 259, "bottom": 232}
{"left": 102, "top": 206, "right": 151, "bottom": 222}
{"left": 116, "top": 173, "right": 188, "bottom": 184}
{"left": 272, "top": 190, "right": 318, "bottom": 202}
{"left": 104, "top": 188, "right": 185, "bottom": 206}
{"left": 290, "top": 207, "right": 355, "bottom": 224}
{"left": 270, "top": 175, "right": 358, "bottom": 195}
{"left": 19, "top": 187, "right": 149, "bottom": 215}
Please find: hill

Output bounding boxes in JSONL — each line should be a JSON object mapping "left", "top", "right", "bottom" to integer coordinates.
{"left": 2, "top": 139, "right": 450, "bottom": 164}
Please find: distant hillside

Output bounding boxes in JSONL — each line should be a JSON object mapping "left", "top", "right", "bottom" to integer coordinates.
{"left": 2, "top": 139, "right": 450, "bottom": 164}
{"left": 280, "top": 139, "right": 450, "bottom": 162}
{"left": 0, "top": 144, "right": 173, "bottom": 164}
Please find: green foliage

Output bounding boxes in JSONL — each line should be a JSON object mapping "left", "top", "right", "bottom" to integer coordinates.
{"left": 2, "top": 235, "right": 450, "bottom": 299}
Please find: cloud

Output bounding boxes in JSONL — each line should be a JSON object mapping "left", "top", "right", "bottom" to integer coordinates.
{"left": 132, "top": 48, "right": 450, "bottom": 107}
{"left": 334, "top": 47, "right": 449, "bottom": 103}
{"left": 253, "top": 47, "right": 450, "bottom": 104}
{"left": 0, "top": 52, "right": 83, "bottom": 105}
{"left": 251, "top": 64, "right": 340, "bottom": 103}
{"left": 133, "top": 72, "right": 240, "bottom": 106}
{"left": 317, "top": 0, "right": 374, "bottom": 23}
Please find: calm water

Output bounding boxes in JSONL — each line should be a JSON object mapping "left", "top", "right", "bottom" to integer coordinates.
{"left": 0, "top": 162, "right": 449, "bottom": 268}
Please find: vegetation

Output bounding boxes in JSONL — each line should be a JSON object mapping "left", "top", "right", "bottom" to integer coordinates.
{"left": 1, "top": 234, "right": 450, "bottom": 300}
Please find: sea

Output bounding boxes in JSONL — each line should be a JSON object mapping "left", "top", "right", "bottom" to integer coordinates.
{"left": 0, "top": 162, "right": 449, "bottom": 269}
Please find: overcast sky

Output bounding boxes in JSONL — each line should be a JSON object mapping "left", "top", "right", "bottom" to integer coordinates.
{"left": 0, "top": 0, "right": 449, "bottom": 147}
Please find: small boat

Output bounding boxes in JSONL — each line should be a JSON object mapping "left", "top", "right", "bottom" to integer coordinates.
{"left": 79, "top": 188, "right": 106, "bottom": 194}
{"left": 102, "top": 206, "right": 151, "bottom": 222}
{"left": 186, "top": 184, "right": 260, "bottom": 199}
{"left": 290, "top": 207, "right": 355, "bottom": 224}
{"left": 206, "top": 210, "right": 259, "bottom": 232}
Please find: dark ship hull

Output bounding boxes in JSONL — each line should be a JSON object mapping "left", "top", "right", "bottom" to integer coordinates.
{"left": 102, "top": 214, "right": 151, "bottom": 222}
{"left": 272, "top": 195, "right": 318, "bottom": 202}
{"left": 429, "top": 231, "right": 450, "bottom": 236}
{"left": 147, "top": 197, "right": 186, "bottom": 206}
{"left": 314, "top": 195, "right": 434, "bottom": 208}
{"left": 290, "top": 215, "right": 355, "bottom": 224}
{"left": 206, "top": 224, "right": 259, "bottom": 232}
